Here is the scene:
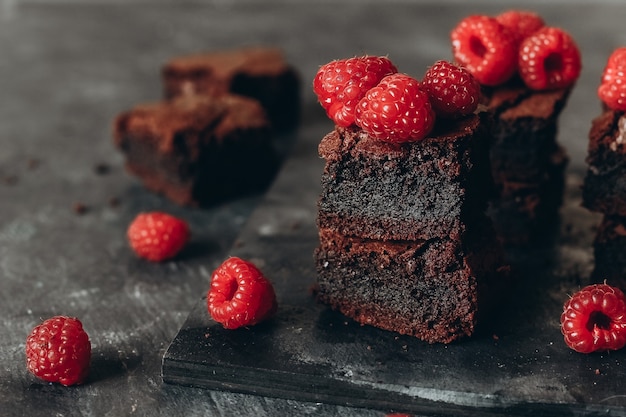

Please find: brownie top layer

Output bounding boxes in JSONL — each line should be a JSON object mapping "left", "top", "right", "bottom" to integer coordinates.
{"left": 587, "top": 109, "right": 626, "bottom": 155}
{"left": 162, "top": 46, "right": 291, "bottom": 78}
{"left": 319, "top": 113, "right": 482, "bottom": 165}
{"left": 113, "top": 94, "right": 268, "bottom": 152}
{"left": 483, "top": 78, "right": 572, "bottom": 121}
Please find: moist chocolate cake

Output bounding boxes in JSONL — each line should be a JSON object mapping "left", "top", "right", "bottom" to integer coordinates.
{"left": 317, "top": 113, "right": 493, "bottom": 242}
{"left": 484, "top": 78, "right": 572, "bottom": 244}
{"left": 582, "top": 110, "right": 626, "bottom": 216}
{"left": 315, "top": 224, "right": 509, "bottom": 344}
{"left": 315, "top": 112, "right": 510, "bottom": 343}
{"left": 113, "top": 94, "right": 278, "bottom": 207}
{"left": 162, "top": 47, "right": 301, "bottom": 132}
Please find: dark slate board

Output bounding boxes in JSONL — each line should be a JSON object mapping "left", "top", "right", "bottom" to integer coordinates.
{"left": 162, "top": 111, "right": 626, "bottom": 416}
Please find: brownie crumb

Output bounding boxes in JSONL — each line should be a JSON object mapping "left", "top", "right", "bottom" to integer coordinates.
{"left": 27, "top": 158, "right": 41, "bottom": 170}
{"left": 2, "top": 175, "right": 18, "bottom": 185}
{"left": 94, "top": 163, "right": 111, "bottom": 175}
{"left": 108, "top": 197, "right": 121, "bottom": 207}
{"left": 73, "top": 202, "right": 89, "bottom": 215}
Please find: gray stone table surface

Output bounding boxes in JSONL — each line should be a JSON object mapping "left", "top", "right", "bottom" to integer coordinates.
{"left": 0, "top": 1, "right": 625, "bottom": 416}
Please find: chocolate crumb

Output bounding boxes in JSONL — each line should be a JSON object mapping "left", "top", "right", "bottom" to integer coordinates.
{"left": 94, "top": 163, "right": 111, "bottom": 175}
{"left": 73, "top": 202, "right": 88, "bottom": 215}
{"left": 108, "top": 197, "right": 120, "bottom": 207}
{"left": 233, "top": 239, "right": 245, "bottom": 248}
{"left": 2, "top": 175, "right": 18, "bottom": 185}
{"left": 27, "top": 158, "right": 41, "bottom": 170}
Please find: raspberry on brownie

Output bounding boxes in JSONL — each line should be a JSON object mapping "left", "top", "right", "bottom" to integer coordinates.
{"left": 313, "top": 56, "right": 509, "bottom": 343}
{"left": 451, "top": 11, "right": 580, "bottom": 245}
{"left": 162, "top": 46, "right": 301, "bottom": 132}
{"left": 113, "top": 94, "right": 278, "bottom": 207}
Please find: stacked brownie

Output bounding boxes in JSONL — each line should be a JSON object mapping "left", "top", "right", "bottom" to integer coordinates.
{"left": 583, "top": 110, "right": 626, "bottom": 285}
{"left": 114, "top": 46, "right": 301, "bottom": 206}
{"left": 484, "top": 79, "right": 572, "bottom": 244}
{"left": 315, "top": 115, "right": 510, "bottom": 344}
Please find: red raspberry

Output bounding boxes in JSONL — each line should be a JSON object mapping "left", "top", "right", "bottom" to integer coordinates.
{"left": 421, "top": 60, "right": 481, "bottom": 119}
{"left": 518, "top": 26, "right": 581, "bottom": 91}
{"left": 450, "top": 15, "right": 518, "bottom": 86}
{"left": 495, "top": 10, "right": 545, "bottom": 44}
{"left": 207, "top": 257, "right": 277, "bottom": 329}
{"left": 127, "top": 211, "right": 189, "bottom": 262}
{"left": 313, "top": 55, "right": 398, "bottom": 127}
{"left": 355, "top": 73, "right": 435, "bottom": 143}
{"left": 26, "top": 316, "right": 91, "bottom": 386}
{"left": 560, "top": 283, "right": 626, "bottom": 353}
{"left": 598, "top": 47, "right": 626, "bottom": 111}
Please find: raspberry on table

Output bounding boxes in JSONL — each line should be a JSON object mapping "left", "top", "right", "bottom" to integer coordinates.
{"left": 355, "top": 73, "right": 435, "bottom": 143}
{"left": 127, "top": 211, "right": 189, "bottom": 262}
{"left": 207, "top": 257, "right": 277, "bottom": 329}
{"left": 450, "top": 15, "right": 518, "bottom": 86}
{"left": 421, "top": 60, "right": 481, "bottom": 119}
{"left": 518, "top": 26, "right": 581, "bottom": 91}
{"left": 313, "top": 55, "right": 398, "bottom": 127}
{"left": 560, "top": 283, "right": 626, "bottom": 353}
{"left": 25, "top": 316, "right": 91, "bottom": 386}
{"left": 495, "top": 10, "right": 545, "bottom": 44}
{"left": 598, "top": 47, "right": 626, "bottom": 111}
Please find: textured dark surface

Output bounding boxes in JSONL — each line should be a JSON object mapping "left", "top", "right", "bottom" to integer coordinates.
{"left": 1, "top": 2, "right": 625, "bottom": 416}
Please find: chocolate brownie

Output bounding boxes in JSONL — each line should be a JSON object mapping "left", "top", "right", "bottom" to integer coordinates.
{"left": 592, "top": 215, "right": 626, "bottom": 286}
{"left": 317, "top": 113, "right": 493, "bottom": 242}
{"left": 484, "top": 77, "right": 572, "bottom": 184}
{"left": 488, "top": 146, "right": 567, "bottom": 245}
{"left": 582, "top": 110, "right": 626, "bottom": 216}
{"left": 113, "top": 94, "right": 278, "bottom": 207}
{"left": 315, "top": 222, "right": 509, "bottom": 344}
{"left": 162, "top": 47, "right": 301, "bottom": 132}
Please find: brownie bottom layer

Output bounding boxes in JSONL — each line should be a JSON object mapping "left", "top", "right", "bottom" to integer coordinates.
{"left": 314, "top": 228, "right": 509, "bottom": 344}
{"left": 592, "top": 215, "right": 626, "bottom": 287}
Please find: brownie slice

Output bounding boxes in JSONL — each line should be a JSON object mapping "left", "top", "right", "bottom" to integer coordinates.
{"left": 582, "top": 110, "right": 626, "bottom": 216}
{"left": 113, "top": 94, "right": 278, "bottom": 207}
{"left": 488, "top": 146, "right": 567, "bottom": 245}
{"left": 315, "top": 223, "right": 509, "bottom": 344}
{"left": 485, "top": 78, "right": 572, "bottom": 184}
{"left": 317, "top": 113, "right": 493, "bottom": 242}
{"left": 592, "top": 215, "right": 626, "bottom": 286}
{"left": 162, "top": 47, "right": 301, "bottom": 132}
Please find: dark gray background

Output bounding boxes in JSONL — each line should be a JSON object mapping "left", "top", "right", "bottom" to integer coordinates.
{"left": 0, "top": 1, "right": 623, "bottom": 416}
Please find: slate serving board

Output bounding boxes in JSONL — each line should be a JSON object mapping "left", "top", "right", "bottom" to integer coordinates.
{"left": 161, "top": 104, "right": 626, "bottom": 416}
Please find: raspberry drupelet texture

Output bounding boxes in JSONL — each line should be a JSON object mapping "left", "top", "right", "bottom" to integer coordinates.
{"left": 450, "top": 15, "right": 518, "bottom": 86}
{"left": 25, "top": 316, "right": 91, "bottom": 386}
{"left": 495, "top": 10, "right": 545, "bottom": 44}
{"left": 518, "top": 27, "right": 581, "bottom": 91}
{"left": 355, "top": 73, "right": 435, "bottom": 143}
{"left": 421, "top": 60, "right": 481, "bottom": 119}
{"left": 127, "top": 211, "right": 190, "bottom": 262}
{"left": 313, "top": 55, "right": 398, "bottom": 127}
{"left": 207, "top": 257, "right": 277, "bottom": 329}
{"left": 560, "top": 283, "right": 626, "bottom": 353}
{"left": 598, "top": 47, "right": 626, "bottom": 111}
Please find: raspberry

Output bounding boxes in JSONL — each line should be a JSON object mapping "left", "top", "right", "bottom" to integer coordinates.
{"left": 421, "top": 60, "right": 481, "bottom": 119}
{"left": 495, "top": 10, "right": 545, "bottom": 43}
{"left": 207, "top": 257, "right": 277, "bottom": 329}
{"left": 560, "top": 283, "right": 626, "bottom": 353}
{"left": 598, "top": 47, "right": 626, "bottom": 111}
{"left": 25, "top": 316, "right": 91, "bottom": 386}
{"left": 450, "top": 15, "right": 518, "bottom": 86}
{"left": 355, "top": 73, "right": 435, "bottom": 143}
{"left": 127, "top": 211, "right": 189, "bottom": 262}
{"left": 518, "top": 26, "right": 581, "bottom": 91}
{"left": 313, "top": 55, "right": 398, "bottom": 127}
